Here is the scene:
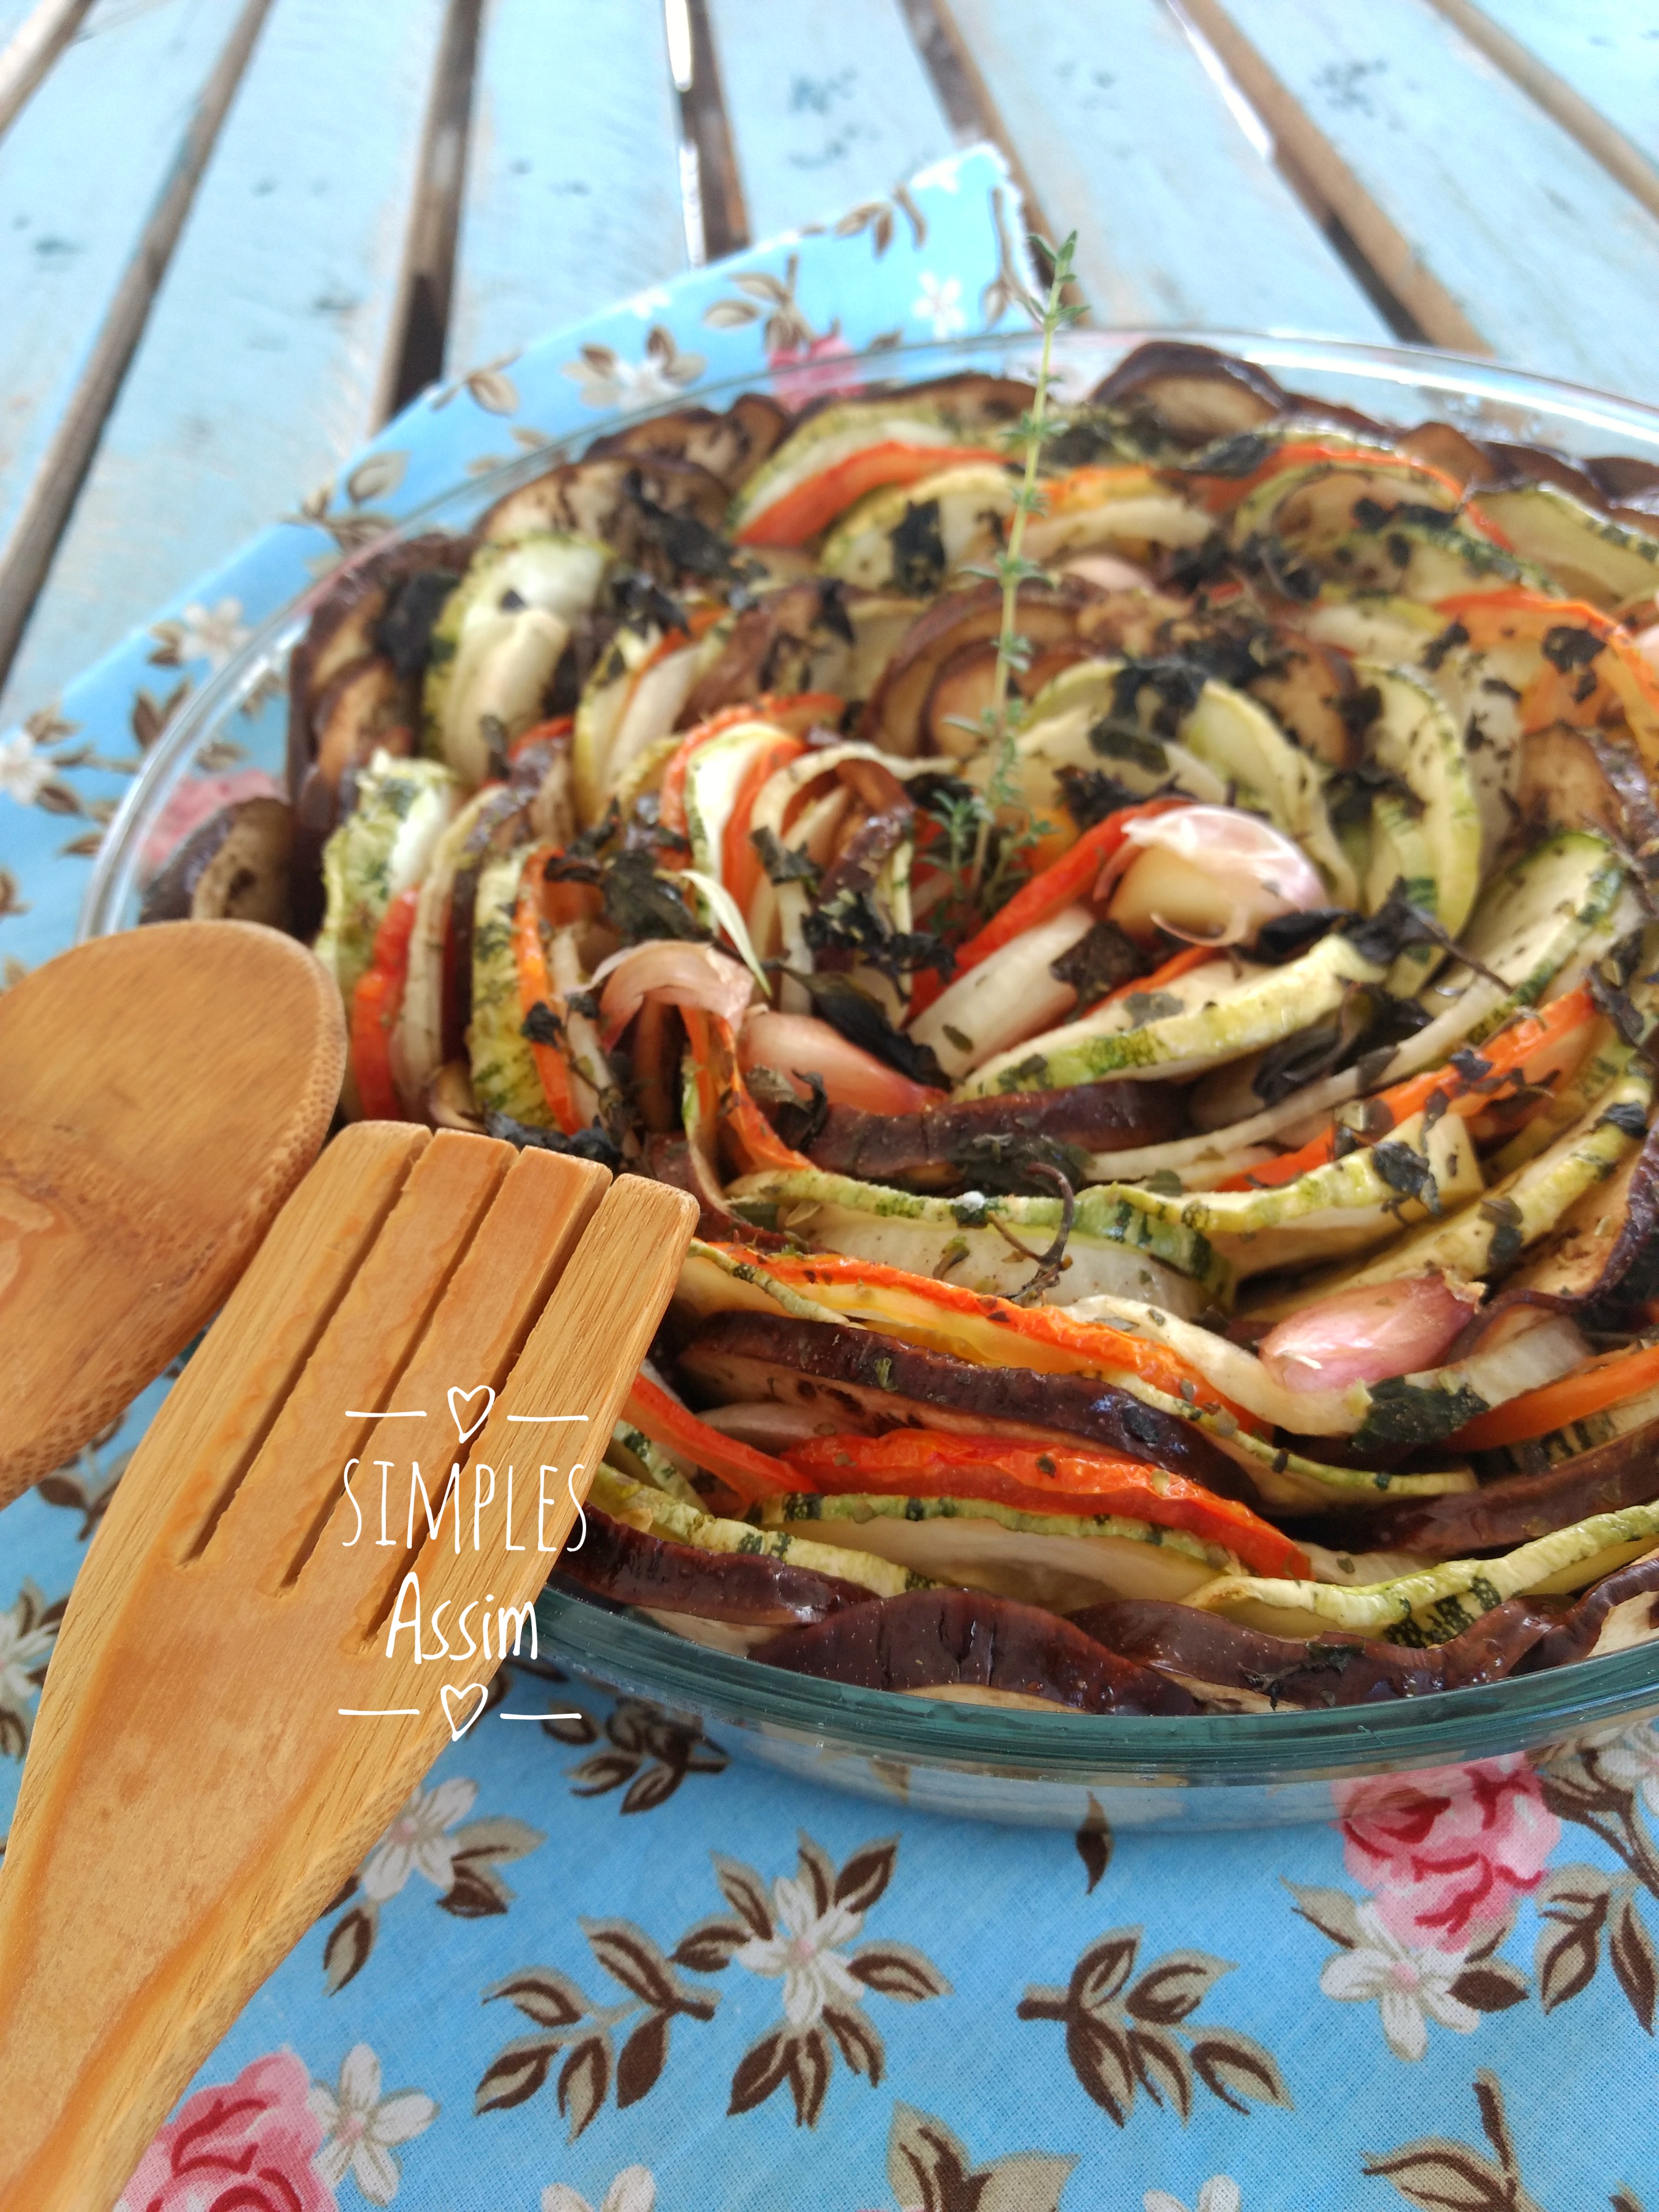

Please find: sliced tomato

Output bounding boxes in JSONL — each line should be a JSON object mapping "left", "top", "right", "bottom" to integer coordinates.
{"left": 781, "top": 1431, "right": 1308, "bottom": 1578}
{"left": 1450, "top": 1340, "right": 1659, "bottom": 1453}
{"left": 736, "top": 441, "right": 1011, "bottom": 548}
{"left": 1214, "top": 984, "right": 1598, "bottom": 1192}
{"left": 625, "top": 1372, "right": 796, "bottom": 1502}
{"left": 512, "top": 843, "right": 583, "bottom": 1134}
{"left": 350, "top": 888, "right": 420, "bottom": 1119}
{"left": 722, "top": 733, "right": 806, "bottom": 909}
{"left": 658, "top": 692, "right": 844, "bottom": 836}
{"left": 507, "top": 713, "right": 574, "bottom": 760}
{"left": 728, "top": 1247, "right": 1262, "bottom": 1431}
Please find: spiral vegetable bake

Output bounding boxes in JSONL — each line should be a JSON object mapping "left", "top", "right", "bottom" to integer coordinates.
{"left": 141, "top": 338, "right": 1659, "bottom": 1715}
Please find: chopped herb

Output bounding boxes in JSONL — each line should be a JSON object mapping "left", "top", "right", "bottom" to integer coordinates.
{"left": 1450, "top": 1046, "right": 1492, "bottom": 1082}
{"left": 519, "top": 1001, "right": 564, "bottom": 1046}
{"left": 1252, "top": 1022, "right": 1346, "bottom": 1106}
{"left": 1479, "top": 1192, "right": 1527, "bottom": 1270}
{"left": 1542, "top": 624, "right": 1605, "bottom": 673}
{"left": 566, "top": 988, "right": 601, "bottom": 1020}
{"left": 1356, "top": 1378, "right": 1487, "bottom": 1448}
{"left": 1122, "top": 988, "right": 1185, "bottom": 1028}
{"left": 1088, "top": 717, "right": 1168, "bottom": 776}
{"left": 888, "top": 498, "right": 947, "bottom": 596}
{"left": 749, "top": 823, "right": 820, "bottom": 888}
{"left": 1056, "top": 763, "right": 1139, "bottom": 830}
{"left": 784, "top": 969, "right": 947, "bottom": 1088}
{"left": 601, "top": 849, "right": 709, "bottom": 943}
{"left": 375, "top": 567, "right": 464, "bottom": 677}
{"left": 1049, "top": 919, "right": 1148, "bottom": 1008}
{"left": 1422, "top": 618, "right": 1469, "bottom": 672}
{"left": 1372, "top": 1140, "right": 1440, "bottom": 1213}
{"left": 482, "top": 1112, "right": 623, "bottom": 1174}
{"left": 802, "top": 886, "right": 950, "bottom": 981}
{"left": 1599, "top": 1100, "right": 1649, "bottom": 1139}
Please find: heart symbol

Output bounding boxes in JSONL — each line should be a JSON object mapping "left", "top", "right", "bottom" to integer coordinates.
{"left": 447, "top": 1383, "right": 495, "bottom": 1447}
{"left": 441, "top": 1682, "right": 488, "bottom": 1741}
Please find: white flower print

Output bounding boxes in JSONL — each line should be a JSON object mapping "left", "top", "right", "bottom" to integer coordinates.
{"left": 543, "top": 2169, "right": 655, "bottom": 2212}
{"left": 733, "top": 1870, "right": 866, "bottom": 2029}
{"left": 0, "top": 1579, "right": 60, "bottom": 1752}
{"left": 908, "top": 155, "right": 964, "bottom": 194}
{"left": 308, "top": 2044, "right": 436, "bottom": 2204}
{"left": 174, "top": 598, "right": 250, "bottom": 670}
{"left": 1146, "top": 2182, "right": 1242, "bottom": 2212}
{"left": 1594, "top": 1718, "right": 1659, "bottom": 1820}
{"left": 627, "top": 285, "right": 673, "bottom": 318}
{"left": 1318, "top": 1900, "right": 1480, "bottom": 2061}
{"left": 0, "top": 728, "right": 52, "bottom": 806}
{"left": 911, "top": 270, "right": 966, "bottom": 339}
{"left": 358, "top": 1776, "right": 477, "bottom": 1903}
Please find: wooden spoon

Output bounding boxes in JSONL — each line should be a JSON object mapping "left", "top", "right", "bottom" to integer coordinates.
{"left": 0, "top": 1121, "right": 697, "bottom": 2211}
{"left": 0, "top": 919, "right": 344, "bottom": 1504}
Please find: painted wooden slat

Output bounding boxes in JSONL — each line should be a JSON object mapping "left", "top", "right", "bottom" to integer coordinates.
{"left": 1207, "top": 0, "right": 1659, "bottom": 404}
{"left": 0, "top": 0, "right": 449, "bottom": 728}
{"left": 1430, "top": 0, "right": 1659, "bottom": 227}
{"left": 704, "top": 0, "right": 956, "bottom": 241}
{"left": 445, "top": 0, "right": 688, "bottom": 377}
{"left": 0, "top": 0, "right": 268, "bottom": 692}
{"left": 928, "top": 0, "right": 1386, "bottom": 337}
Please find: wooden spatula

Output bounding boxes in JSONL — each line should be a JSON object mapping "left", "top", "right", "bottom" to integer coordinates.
{"left": 0, "top": 919, "right": 345, "bottom": 1505}
{"left": 0, "top": 1121, "right": 697, "bottom": 2212}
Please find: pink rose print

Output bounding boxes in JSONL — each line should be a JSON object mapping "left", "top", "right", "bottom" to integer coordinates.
{"left": 118, "top": 2051, "right": 335, "bottom": 2212}
{"left": 767, "top": 331, "right": 861, "bottom": 409}
{"left": 1334, "top": 1755, "right": 1560, "bottom": 1951}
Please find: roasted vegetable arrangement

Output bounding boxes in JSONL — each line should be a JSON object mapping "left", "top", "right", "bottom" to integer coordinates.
{"left": 144, "top": 334, "right": 1659, "bottom": 1717}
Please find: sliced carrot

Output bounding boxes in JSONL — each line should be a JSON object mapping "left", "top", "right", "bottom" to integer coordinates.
{"left": 625, "top": 1372, "right": 795, "bottom": 1502}
{"left": 730, "top": 1246, "right": 1262, "bottom": 1432}
{"left": 722, "top": 733, "right": 806, "bottom": 909}
{"left": 736, "top": 441, "right": 1011, "bottom": 548}
{"left": 1450, "top": 1341, "right": 1659, "bottom": 1452}
{"left": 512, "top": 843, "right": 584, "bottom": 1134}
{"left": 682, "top": 1007, "right": 814, "bottom": 1175}
{"left": 782, "top": 1431, "right": 1308, "bottom": 1578}
{"left": 350, "top": 888, "right": 420, "bottom": 1120}
{"left": 1438, "top": 589, "right": 1659, "bottom": 745}
{"left": 1214, "top": 985, "right": 1599, "bottom": 1192}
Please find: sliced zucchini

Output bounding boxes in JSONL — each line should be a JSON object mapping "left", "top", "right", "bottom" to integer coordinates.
{"left": 1189, "top": 1499, "right": 1659, "bottom": 1643}
{"left": 730, "top": 400, "right": 990, "bottom": 541}
{"left": 1299, "top": 590, "right": 1444, "bottom": 666}
{"left": 592, "top": 1465, "right": 922, "bottom": 1599}
{"left": 1022, "top": 470, "right": 1213, "bottom": 563}
{"left": 423, "top": 533, "right": 610, "bottom": 783}
{"left": 682, "top": 719, "right": 793, "bottom": 884}
{"left": 1233, "top": 456, "right": 1462, "bottom": 549}
{"left": 468, "top": 845, "right": 549, "bottom": 1124}
{"left": 758, "top": 1490, "right": 1236, "bottom": 1611}
{"left": 817, "top": 464, "right": 1015, "bottom": 591}
{"left": 1316, "top": 519, "right": 1546, "bottom": 601}
{"left": 313, "top": 750, "right": 460, "bottom": 1013}
{"left": 961, "top": 929, "right": 1389, "bottom": 1098}
{"left": 1416, "top": 828, "right": 1630, "bottom": 1042}
{"left": 721, "top": 1164, "right": 1231, "bottom": 1311}
{"left": 1475, "top": 482, "right": 1659, "bottom": 612}
{"left": 605, "top": 1421, "right": 704, "bottom": 1507}
{"left": 1354, "top": 662, "right": 1482, "bottom": 939}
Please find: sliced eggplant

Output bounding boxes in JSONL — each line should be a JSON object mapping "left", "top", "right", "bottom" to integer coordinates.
{"left": 1090, "top": 341, "right": 1289, "bottom": 445}
{"left": 560, "top": 1507, "right": 876, "bottom": 1627}
{"left": 803, "top": 1075, "right": 1182, "bottom": 1186}
{"left": 1532, "top": 1548, "right": 1659, "bottom": 1666}
{"left": 753, "top": 1586, "right": 1198, "bottom": 1712}
{"left": 1310, "top": 1410, "right": 1659, "bottom": 1562}
{"left": 312, "top": 654, "right": 415, "bottom": 803}
{"left": 681, "top": 579, "right": 849, "bottom": 725}
{"left": 586, "top": 393, "right": 789, "bottom": 493}
{"left": 592, "top": 1463, "right": 921, "bottom": 1599}
{"left": 481, "top": 453, "right": 730, "bottom": 574}
{"left": 1074, "top": 1594, "right": 1551, "bottom": 1708}
{"left": 138, "top": 796, "right": 292, "bottom": 929}
{"left": 674, "top": 1310, "right": 1253, "bottom": 1495}
{"left": 859, "top": 579, "right": 1094, "bottom": 756}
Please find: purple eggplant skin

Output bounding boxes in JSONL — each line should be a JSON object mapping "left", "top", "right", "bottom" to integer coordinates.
{"left": 1073, "top": 1597, "right": 1552, "bottom": 1710}
{"left": 754, "top": 1587, "right": 1198, "bottom": 1713}
{"left": 676, "top": 1310, "right": 1258, "bottom": 1502}
{"left": 1529, "top": 1551, "right": 1659, "bottom": 1671}
{"left": 1300, "top": 1412, "right": 1659, "bottom": 1561}
{"left": 559, "top": 1509, "right": 872, "bottom": 1626}
{"left": 804, "top": 1079, "right": 1183, "bottom": 1186}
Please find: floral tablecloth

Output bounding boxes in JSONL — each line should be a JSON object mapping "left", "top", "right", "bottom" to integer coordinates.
{"left": 3, "top": 144, "right": 1658, "bottom": 2212}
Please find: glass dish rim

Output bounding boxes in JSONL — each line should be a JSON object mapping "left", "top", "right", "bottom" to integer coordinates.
{"left": 85, "top": 325, "right": 1659, "bottom": 1785}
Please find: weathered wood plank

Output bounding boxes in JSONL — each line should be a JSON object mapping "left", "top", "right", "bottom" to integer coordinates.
{"left": 0, "top": 0, "right": 448, "bottom": 728}
{"left": 1206, "top": 0, "right": 1659, "bottom": 401}
{"left": 0, "top": 0, "right": 94, "bottom": 143}
{"left": 445, "top": 0, "right": 688, "bottom": 375}
{"left": 1430, "top": 0, "right": 1659, "bottom": 226}
{"left": 928, "top": 0, "right": 1387, "bottom": 337}
{"left": 0, "top": 0, "right": 269, "bottom": 699}
{"left": 704, "top": 0, "right": 956, "bottom": 240}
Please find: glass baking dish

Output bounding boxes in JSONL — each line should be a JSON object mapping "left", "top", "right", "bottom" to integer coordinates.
{"left": 84, "top": 330, "right": 1659, "bottom": 1827}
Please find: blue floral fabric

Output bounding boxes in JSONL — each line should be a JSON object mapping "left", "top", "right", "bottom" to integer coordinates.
{"left": 2, "top": 144, "right": 1658, "bottom": 2212}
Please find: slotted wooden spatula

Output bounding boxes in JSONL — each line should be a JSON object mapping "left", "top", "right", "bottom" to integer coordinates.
{"left": 0, "top": 1121, "right": 697, "bottom": 2212}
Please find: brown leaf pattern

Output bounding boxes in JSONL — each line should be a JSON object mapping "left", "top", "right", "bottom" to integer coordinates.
{"left": 549, "top": 1696, "right": 727, "bottom": 1812}
{"left": 1019, "top": 1926, "right": 1290, "bottom": 2129}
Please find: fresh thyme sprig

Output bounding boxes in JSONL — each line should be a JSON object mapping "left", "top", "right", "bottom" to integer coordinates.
{"left": 965, "top": 230, "right": 1082, "bottom": 900}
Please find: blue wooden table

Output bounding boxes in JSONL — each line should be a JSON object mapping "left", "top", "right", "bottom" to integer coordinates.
{"left": 9, "top": 9, "right": 1659, "bottom": 2210}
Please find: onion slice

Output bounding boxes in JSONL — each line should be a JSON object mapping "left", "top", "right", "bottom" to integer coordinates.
{"left": 740, "top": 1008, "right": 944, "bottom": 1116}
{"left": 594, "top": 940, "right": 755, "bottom": 1049}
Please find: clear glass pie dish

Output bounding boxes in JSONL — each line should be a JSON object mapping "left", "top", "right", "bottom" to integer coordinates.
{"left": 84, "top": 329, "right": 1659, "bottom": 1828}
